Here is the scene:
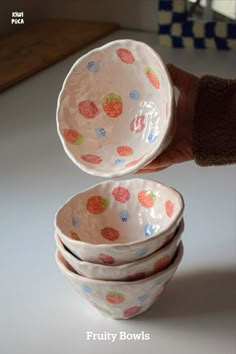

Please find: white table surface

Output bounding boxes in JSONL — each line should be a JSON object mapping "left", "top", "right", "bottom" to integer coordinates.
{"left": 1, "top": 30, "right": 236, "bottom": 354}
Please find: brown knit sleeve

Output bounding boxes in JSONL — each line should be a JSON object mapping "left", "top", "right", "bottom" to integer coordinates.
{"left": 192, "top": 75, "right": 236, "bottom": 166}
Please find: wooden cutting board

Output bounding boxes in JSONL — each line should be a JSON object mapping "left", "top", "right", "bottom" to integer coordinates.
{"left": 0, "top": 19, "right": 118, "bottom": 92}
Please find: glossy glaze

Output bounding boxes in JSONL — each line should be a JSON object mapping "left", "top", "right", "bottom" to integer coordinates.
{"left": 55, "top": 219, "right": 184, "bottom": 280}
{"left": 55, "top": 242, "right": 183, "bottom": 319}
{"left": 56, "top": 39, "right": 175, "bottom": 177}
{"left": 55, "top": 178, "right": 184, "bottom": 265}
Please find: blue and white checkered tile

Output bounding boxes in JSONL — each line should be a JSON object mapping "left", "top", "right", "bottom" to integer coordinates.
{"left": 158, "top": 0, "right": 236, "bottom": 50}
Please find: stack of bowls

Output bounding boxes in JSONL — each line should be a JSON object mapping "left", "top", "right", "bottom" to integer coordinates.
{"left": 55, "top": 179, "right": 184, "bottom": 319}
{"left": 55, "top": 39, "right": 185, "bottom": 319}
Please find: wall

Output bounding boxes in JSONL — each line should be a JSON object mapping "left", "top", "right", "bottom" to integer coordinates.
{"left": 43, "top": 0, "right": 158, "bottom": 31}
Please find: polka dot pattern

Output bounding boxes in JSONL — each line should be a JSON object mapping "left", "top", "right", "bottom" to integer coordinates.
{"left": 57, "top": 39, "right": 173, "bottom": 177}
{"left": 56, "top": 179, "right": 183, "bottom": 266}
{"left": 56, "top": 242, "right": 184, "bottom": 319}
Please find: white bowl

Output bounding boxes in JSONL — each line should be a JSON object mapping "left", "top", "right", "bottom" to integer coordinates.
{"left": 56, "top": 39, "right": 175, "bottom": 177}
{"left": 55, "top": 178, "right": 184, "bottom": 265}
{"left": 55, "top": 219, "right": 184, "bottom": 281}
{"left": 55, "top": 242, "right": 183, "bottom": 319}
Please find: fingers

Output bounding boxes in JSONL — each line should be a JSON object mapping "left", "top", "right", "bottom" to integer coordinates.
{"left": 135, "top": 165, "right": 170, "bottom": 174}
{"left": 136, "top": 142, "right": 193, "bottom": 174}
{"left": 167, "top": 64, "right": 198, "bottom": 92}
{"left": 134, "top": 154, "right": 172, "bottom": 175}
{"left": 140, "top": 154, "right": 174, "bottom": 172}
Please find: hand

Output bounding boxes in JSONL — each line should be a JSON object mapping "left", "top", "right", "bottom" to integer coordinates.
{"left": 136, "top": 64, "right": 199, "bottom": 174}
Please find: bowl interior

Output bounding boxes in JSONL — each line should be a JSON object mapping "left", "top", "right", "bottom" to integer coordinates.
{"left": 57, "top": 39, "right": 173, "bottom": 177}
{"left": 55, "top": 179, "right": 183, "bottom": 245}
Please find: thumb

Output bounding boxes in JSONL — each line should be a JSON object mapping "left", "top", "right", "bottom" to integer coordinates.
{"left": 167, "top": 64, "right": 197, "bottom": 92}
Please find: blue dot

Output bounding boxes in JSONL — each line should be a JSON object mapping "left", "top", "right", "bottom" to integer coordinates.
{"left": 82, "top": 285, "right": 92, "bottom": 293}
{"left": 144, "top": 224, "right": 156, "bottom": 237}
{"left": 129, "top": 89, "right": 140, "bottom": 100}
{"left": 72, "top": 216, "right": 80, "bottom": 228}
{"left": 87, "top": 61, "right": 99, "bottom": 72}
{"left": 115, "top": 158, "right": 126, "bottom": 165}
{"left": 135, "top": 249, "right": 148, "bottom": 257}
{"left": 148, "top": 133, "right": 158, "bottom": 142}
{"left": 95, "top": 127, "right": 106, "bottom": 138}
{"left": 138, "top": 294, "right": 147, "bottom": 302}
{"left": 119, "top": 210, "right": 129, "bottom": 222}
{"left": 155, "top": 277, "right": 166, "bottom": 286}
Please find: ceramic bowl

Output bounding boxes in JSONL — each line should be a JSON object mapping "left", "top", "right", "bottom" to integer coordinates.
{"left": 56, "top": 39, "right": 175, "bottom": 177}
{"left": 55, "top": 219, "right": 184, "bottom": 281}
{"left": 55, "top": 241, "right": 183, "bottom": 319}
{"left": 55, "top": 178, "right": 184, "bottom": 265}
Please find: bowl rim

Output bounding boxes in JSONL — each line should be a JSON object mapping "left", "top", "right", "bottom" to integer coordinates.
{"left": 55, "top": 218, "right": 184, "bottom": 270}
{"left": 56, "top": 38, "right": 175, "bottom": 178}
{"left": 55, "top": 241, "right": 183, "bottom": 285}
{"left": 54, "top": 177, "right": 185, "bottom": 249}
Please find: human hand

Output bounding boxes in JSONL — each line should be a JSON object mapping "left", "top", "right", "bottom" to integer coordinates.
{"left": 136, "top": 64, "right": 199, "bottom": 174}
